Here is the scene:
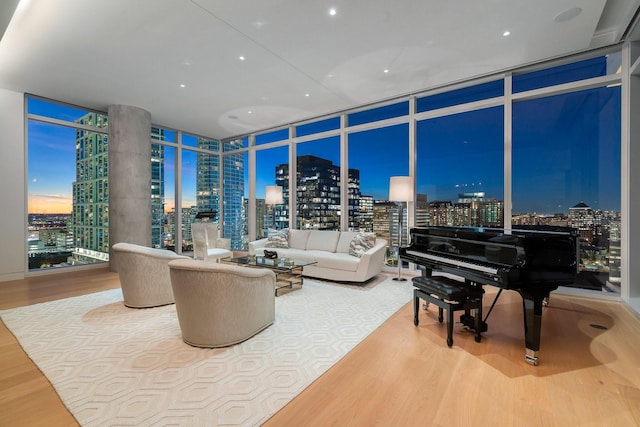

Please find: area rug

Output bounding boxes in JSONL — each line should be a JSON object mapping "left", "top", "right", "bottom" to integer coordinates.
{"left": 1, "top": 278, "right": 413, "bottom": 426}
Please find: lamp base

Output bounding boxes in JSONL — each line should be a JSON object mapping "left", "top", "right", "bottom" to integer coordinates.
{"left": 392, "top": 277, "right": 407, "bottom": 282}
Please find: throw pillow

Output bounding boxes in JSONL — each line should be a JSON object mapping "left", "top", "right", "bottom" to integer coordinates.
{"left": 349, "top": 232, "right": 376, "bottom": 258}
{"left": 265, "top": 228, "right": 289, "bottom": 248}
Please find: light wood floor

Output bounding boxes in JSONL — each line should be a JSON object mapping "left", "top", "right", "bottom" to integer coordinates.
{"left": 1, "top": 268, "right": 640, "bottom": 426}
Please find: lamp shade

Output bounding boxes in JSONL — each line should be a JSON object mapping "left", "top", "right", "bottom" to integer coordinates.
{"left": 389, "top": 176, "right": 414, "bottom": 202}
{"left": 265, "top": 185, "right": 284, "bottom": 204}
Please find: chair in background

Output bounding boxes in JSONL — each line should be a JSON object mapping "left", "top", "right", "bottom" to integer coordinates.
{"left": 191, "top": 222, "right": 232, "bottom": 262}
{"left": 168, "top": 258, "right": 276, "bottom": 347}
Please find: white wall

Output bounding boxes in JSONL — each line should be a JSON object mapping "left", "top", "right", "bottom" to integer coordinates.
{"left": 0, "top": 88, "right": 26, "bottom": 281}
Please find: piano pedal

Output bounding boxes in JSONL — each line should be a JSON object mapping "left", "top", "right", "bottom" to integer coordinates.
{"left": 460, "top": 314, "right": 488, "bottom": 333}
{"left": 422, "top": 302, "right": 429, "bottom": 310}
{"left": 525, "top": 349, "right": 539, "bottom": 366}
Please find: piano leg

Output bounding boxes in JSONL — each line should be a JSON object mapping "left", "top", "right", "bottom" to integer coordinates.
{"left": 518, "top": 288, "right": 555, "bottom": 366}
{"left": 413, "top": 289, "right": 420, "bottom": 326}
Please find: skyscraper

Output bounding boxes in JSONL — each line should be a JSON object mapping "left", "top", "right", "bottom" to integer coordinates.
{"left": 223, "top": 140, "right": 246, "bottom": 249}
{"left": 150, "top": 130, "right": 165, "bottom": 248}
{"left": 569, "top": 201, "right": 595, "bottom": 244}
{"left": 196, "top": 138, "right": 220, "bottom": 216}
{"left": 275, "top": 155, "right": 360, "bottom": 231}
{"left": 68, "top": 112, "right": 109, "bottom": 260}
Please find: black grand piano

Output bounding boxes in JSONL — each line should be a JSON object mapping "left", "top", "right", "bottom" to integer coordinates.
{"left": 400, "top": 225, "right": 579, "bottom": 365}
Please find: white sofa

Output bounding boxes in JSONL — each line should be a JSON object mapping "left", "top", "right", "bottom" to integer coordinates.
{"left": 249, "top": 229, "right": 387, "bottom": 283}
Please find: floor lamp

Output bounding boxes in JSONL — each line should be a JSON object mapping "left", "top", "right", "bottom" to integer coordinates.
{"left": 389, "top": 176, "right": 414, "bottom": 281}
{"left": 265, "top": 185, "right": 284, "bottom": 230}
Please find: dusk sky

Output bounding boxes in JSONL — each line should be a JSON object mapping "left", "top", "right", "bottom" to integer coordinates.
{"left": 27, "top": 55, "right": 622, "bottom": 216}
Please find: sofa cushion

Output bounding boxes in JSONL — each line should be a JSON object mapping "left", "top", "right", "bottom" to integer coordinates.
{"left": 289, "top": 229, "right": 311, "bottom": 249}
{"left": 265, "top": 228, "right": 289, "bottom": 248}
{"left": 349, "top": 232, "right": 376, "bottom": 258}
{"left": 306, "top": 230, "right": 340, "bottom": 252}
{"left": 305, "top": 250, "right": 360, "bottom": 272}
{"left": 334, "top": 231, "right": 357, "bottom": 253}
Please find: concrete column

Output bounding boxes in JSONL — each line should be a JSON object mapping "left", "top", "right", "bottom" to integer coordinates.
{"left": 108, "top": 105, "right": 151, "bottom": 271}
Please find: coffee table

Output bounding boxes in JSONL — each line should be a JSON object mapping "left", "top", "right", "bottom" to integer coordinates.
{"left": 223, "top": 256, "right": 317, "bottom": 296}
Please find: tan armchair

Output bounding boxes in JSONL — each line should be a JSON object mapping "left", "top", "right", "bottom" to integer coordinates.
{"left": 191, "top": 222, "right": 232, "bottom": 262}
{"left": 111, "top": 242, "right": 190, "bottom": 308}
{"left": 168, "top": 258, "right": 276, "bottom": 348}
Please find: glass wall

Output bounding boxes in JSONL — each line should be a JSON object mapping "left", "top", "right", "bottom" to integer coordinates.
{"left": 416, "top": 106, "right": 505, "bottom": 228}
{"left": 296, "top": 136, "right": 341, "bottom": 230}
{"left": 256, "top": 145, "right": 289, "bottom": 235}
{"left": 27, "top": 98, "right": 109, "bottom": 269}
{"left": 222, "top": 140, "right": 248, "bottom": 250}
{"left": 27, "top": 48, "right": 624, "bottom": 297}
{"left": 512, "top": 86, "right": 621, "bottom": 293}
{"left": 348, "top": 124, "right": 409, "bottom": 243}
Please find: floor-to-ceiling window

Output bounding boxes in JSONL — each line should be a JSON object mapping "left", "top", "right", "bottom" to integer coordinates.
{"left": 512, "top": 54, "right": 622, "bottom": 294}
{"left": 27, "top": 97, "right": 109, "bottom": 270}
{"left": 222, "top": 139, "right": 248, "bottom": 250}
{"left": 296, "top": 136, "right": 341, "bottom": 231}
{"left": 151, "top": 127, "right": 175, "bottom": 249}
{"left": 176, "top": 135, "right": 221, "bottom": 253}
{"left": 348, "top": 123, "right": 409, "bottom": 268}
{"left": 256, "top": 144, "right": 289, "bottom": 235}
{"left": 416, "top": 106, "right": 505, "bottom": 228}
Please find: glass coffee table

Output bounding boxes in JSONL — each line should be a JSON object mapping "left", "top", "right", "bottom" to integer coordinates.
{"left": 223, "top": 256, "right": 317, "bottom": 296}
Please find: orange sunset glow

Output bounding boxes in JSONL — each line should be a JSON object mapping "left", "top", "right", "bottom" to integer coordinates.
{"left": 29, "top": 195, "right": 73, "bottom": 214}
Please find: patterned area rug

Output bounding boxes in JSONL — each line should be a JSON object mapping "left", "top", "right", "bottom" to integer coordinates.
{"left": 1, "top": 277, "right": 412, "bottom": 426}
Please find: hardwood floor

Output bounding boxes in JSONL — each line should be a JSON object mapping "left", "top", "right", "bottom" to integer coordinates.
{"left": 1, "top": 268, "right": 640, "bottom": 426}
{"left": 0, "top": 267, "right": 120, "bottom": 427}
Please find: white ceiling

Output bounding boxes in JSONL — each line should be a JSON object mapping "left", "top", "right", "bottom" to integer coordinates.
{"left": 1, "top": 0, "right": 639, "bottom": 140}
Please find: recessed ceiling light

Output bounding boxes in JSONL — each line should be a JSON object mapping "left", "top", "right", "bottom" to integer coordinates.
{"left": 329, "top": 8, "right": 337, "bottom": 16}
{"left": 179, "top": 84, "right": 186, "bottom": 88}
{"left": 383, "top": 69, "right": 389, "bottom": 73}
{"left": 248, "top": 110, "right": 252, "bottom": 114}
{"left": 305, "top": 93, "right": 310, "bottom": 97}
{"left": 239, "top": 56, "right": 245, "bottom": 61}
{"left": 503, "top": 30, "right": 510, "bottom": 37}
{"left": 554, "top": 7, "right": 582, "bottom": 23}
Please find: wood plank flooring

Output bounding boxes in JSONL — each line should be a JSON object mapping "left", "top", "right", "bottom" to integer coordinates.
{"left": 1, "top": 268, "right": 639, "bottom": 426}
{"left": 0, "top": 267, "right": 120, "bottom": 427}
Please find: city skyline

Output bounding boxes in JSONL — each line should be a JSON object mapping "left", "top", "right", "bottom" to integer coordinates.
{"left": 27, "top": 60, "right": 622, "bottom": 216}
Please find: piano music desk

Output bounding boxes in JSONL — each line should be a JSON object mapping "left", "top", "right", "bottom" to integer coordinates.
{"left": 412, "top": 275, "right": 485, "bottom": 347}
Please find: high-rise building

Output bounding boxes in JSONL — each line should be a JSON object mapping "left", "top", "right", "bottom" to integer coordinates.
{"left": 608, "top": 218, "right": 621, "bottom": 289}
{"left": 68, "top": 112, "right": 109, "bottom": 260}
{"left": 223, "top": 140, "right": 246, "bottom": 249}
{"left": 458, "top": 192, "right": 504, "bottom": 226}
{"left": 196, "top": 138, "right": 220, "bottom": 216}
{"left": 429, "top": 201, "right": 453, "bottom": 226}
{"left": 150, "top": 133, "right": 165, "bottom": 249}
{"left": 373, "top": 201, "right": 395, "bottom": 243}
{"left": 569, "top": 201, "right": 595, "bottom": 244}
{"left": 347, "top": 168, "right": 361, "bottom": 230}
{"left": 276, "top": 155, "right": 359, "bottom": 231}
{"left": 415, "top": 193, "right": 430, "bottom": 228}
{"left": 357, "top": 195, "right": 374, "bottom": 232}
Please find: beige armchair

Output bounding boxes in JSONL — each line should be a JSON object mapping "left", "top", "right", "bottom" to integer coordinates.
{"left": 111, "top": 242, "right": 190, "bottom": 308}
{"left": 191, "top": 222, "right": 232, "bottom": 262}
{"left": 168, "top": 258, "right": 276, "bottom": 348}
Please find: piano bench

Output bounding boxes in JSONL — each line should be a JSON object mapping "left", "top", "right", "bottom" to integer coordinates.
{"left": 412, "top": 276, "right": 484, "bottom": 347}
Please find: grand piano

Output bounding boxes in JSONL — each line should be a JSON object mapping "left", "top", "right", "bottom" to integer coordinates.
{"left": 400, "top": 225, "right": 579, "bottom": 365}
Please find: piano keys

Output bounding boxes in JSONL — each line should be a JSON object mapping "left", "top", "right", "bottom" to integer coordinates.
{"left": 400, "top": 225, "right": 579, "bottom": 366}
